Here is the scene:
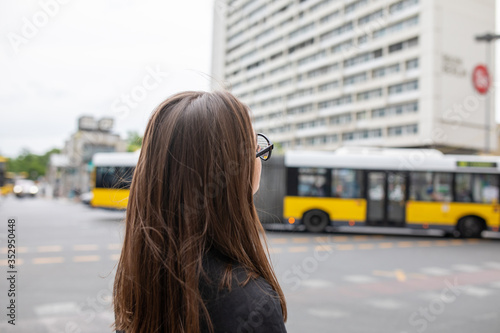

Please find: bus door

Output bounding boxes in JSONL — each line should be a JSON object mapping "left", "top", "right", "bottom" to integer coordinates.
{"left": 366, "top": 171, "right": 408, "bottom": 227}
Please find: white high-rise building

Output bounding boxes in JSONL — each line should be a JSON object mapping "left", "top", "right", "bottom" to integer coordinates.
{"left": 211, "top": 0, "right": 496, "bottom": 153}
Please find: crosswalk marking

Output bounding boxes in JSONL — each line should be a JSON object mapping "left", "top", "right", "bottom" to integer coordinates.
{"left": 484, "top": 262, "right": 500, "bottom": 270}
{"left": 420, "top": 267, "right": 451, "bottom": 276}
{"left": 73, "top": 255, "right": 100, "bottom": 263}
{"left": 344, "top": 275, "right": 376, "bottom": 283}
{"left": 33, "top": 257, "right": 64, "bottom": 264}
{"left": 268, "top": 247, "right": 283, "bottom": 254}
{"left": 397, "top": 241, "right": 413, "bottom": 248}
{"left": 0, "top": 247, "right": 28, "bottom": 254}
{"left": 416, "top": 241, "right": 432, "bottom": 247}
{"left": 358, "top": 243, "right": 375, "bottom": 250}
{"left": 0, "top": 258, "right": 25, "bottom": 266}
{"left": 452, "top": 264, "right": 482, "bottom": 273}
{"left": 315, "top": 245, "right": 334, "bottom": 252}
{"left": 110, "top": 254, "right": 121, "bottom": 260}
{"left": 270, "top": 238, "right": 287, "bottom": 244}
{"left": 37, "top": 245, "right": 63, "bottom": 253}
{"left": 289, "top": 246, "right": 308, "bottom": 253}
{"left": 73, "top": 244, "right": 99, "bottom": 251}
{"left": 292, "top": 237, "right": 309, "bottom": 244}
{"left": 337, "top": 244, "right": 355, "bottom": 251}
{"left": 378, "top": 242, "right": 393, "bottom": 249}
{"left": 366, "top": 299, "right": 406, "bottom": 310}
{"left": 462, "top": 286, "right": 494, "bottom": 298}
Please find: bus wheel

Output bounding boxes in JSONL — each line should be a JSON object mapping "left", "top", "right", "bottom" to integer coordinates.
{"left": 303, "top": 210, "right": 329, "bottom": 233}
{"left": 457, "top": 216, "right": 485, "bottom": 238}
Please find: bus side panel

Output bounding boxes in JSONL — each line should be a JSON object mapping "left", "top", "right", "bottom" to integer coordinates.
{"left": 91, "top": 188, "right": 130, "bottom": 209}
{"left": 406, "top": 201, "right": 500, "bottom": 228}
{"left": 284, "top": 196, "right": 366, "bottom": 223}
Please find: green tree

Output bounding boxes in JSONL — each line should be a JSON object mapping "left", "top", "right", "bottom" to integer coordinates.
{"left": 7, "top": 147, "right": 61, "bottom": 180}
{"left": 127, "top": 131, "right": 143, "bottom": 152}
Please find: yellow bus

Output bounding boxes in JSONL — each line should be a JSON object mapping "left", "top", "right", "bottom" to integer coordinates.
{"left": 90, "top": 151, "right": 138, "bottom": 209}
{"left": 255, "top": 147, "right": 500, "bottom": 238}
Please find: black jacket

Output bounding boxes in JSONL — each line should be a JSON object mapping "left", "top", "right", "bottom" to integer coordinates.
{"left": 200, "top": 249, "right": 287, "bottom": 333}
{"left": 116, "top": 249, "right": 287, "bottom": 333}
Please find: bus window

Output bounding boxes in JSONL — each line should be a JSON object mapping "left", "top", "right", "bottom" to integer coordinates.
{"left": 298, "top": 168, "right": 329, "bottom": 197}
{"left": 455, "top": 174, "right": 473, "bottom": 202}
{"left": 331, "top": 169, "right": 363, "bottom": 198}
{"left": 410, "top": 172, "right": 452, "bottom": 202}
{"left": 473, "top": 174, "right": 498, "bottom": 203}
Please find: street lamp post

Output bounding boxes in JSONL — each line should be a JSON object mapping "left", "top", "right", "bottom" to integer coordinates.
{"left": 475, "top": 33, "right": 500, "bottom": 154}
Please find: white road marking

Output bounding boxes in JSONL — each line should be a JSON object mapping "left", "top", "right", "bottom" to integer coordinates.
{"left": 33, "top": 257, "right": 64, "bottom": 264}
{"left": 307, "top": 308, "right": 350, "bottom": 318}
{"left": 34, "top": 302, "right": 80, "bottom": 317}
{"left": 452, "top": 264, "right": 482, "bottom": 273}
{"left": 420, "top": 267, "right": 452, "bottom": 276}
{"left": 73, "top": 244, "right": 99, "bottom": 251}
{"left": 37, "top": 245, "right": 63, "bottom": 253}
{"left": 417, "top": 292, "right": 443, "bottom": 301}
{"left": 301, "top": 279, "right": 334, "bottom": 289}
{"left": 0, "top": 258, "right": 24, "bottom": 266}
{"left": 462, "top": 286, "right": 494, "bottom": 298}
{"left": 343, "top": 275, "right": 377, "bottom": 284}
{"left": 73, "top": 255, "right": 100, "bottom": 262}
{"left": 366, "top": 299, "right": 406, "bottom": 310}
{"left": 484, "top": 261, "right": 500, "bottom": 270}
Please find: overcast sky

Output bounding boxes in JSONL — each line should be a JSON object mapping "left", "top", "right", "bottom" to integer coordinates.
{"left": 1, "top": 0, "right": 500, "bottom": 158}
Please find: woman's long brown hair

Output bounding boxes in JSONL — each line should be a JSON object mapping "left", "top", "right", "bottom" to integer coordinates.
{"left": 113, "top": 91, "right": 287, "bottom": 332}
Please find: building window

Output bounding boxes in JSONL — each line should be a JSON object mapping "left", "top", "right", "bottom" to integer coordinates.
{"left": 320, "top": 10, "right": 340, "bottom": 24}
{"left": 319, "top": 95, "right": 352, "bottom": 109}
{"left": 357, "top": 88, "right": 383, "bottom": 101}
{"left": 320, "top": 21, "right": 354, "bottom": 42}
{"left": 307, "top": 63, "right": 339, "bottom": 78}
{"left": 389, "top": 36, "right": 419, "bottom": 53}
{"left": 343, "top": 72, "right": 367, "bottom": 86}
{"left": 358, "top": 9, "right": 384, "bottom": 25}
{"left": 287, "top": 104, "right": 313, "bottom": 115}
{"left": 345, "top": 0, "right": 368, "bottom": 14}
{"left": 344, "top": 49, "right": 383, "bottom": 68}
{"left": 372, "top": 63, "right": 400, "bottom": 78}
{"left": 332, "top": 39, "right": 353, "bottom": 54}
{"left": 356, "top": 111, "right": 367, "bottom": 120}
{"left": 372, "top": 101, "right": 418, "bottom": 118}
{"left": 388, "top": 80, "right": 419, "bottom": 95}
{"left": 289, "top": 22, "right": 315, "bottom": 39}
{"left": 318, "top": 80, "right": 339, "bottom": 92}
{"left": 298, "top": 50, "right": 327, "bottom": 66}
{"left": 406, "top": 58, "right": 419, "bottom": 70}
{"left": 388, "top": 124, "right": 418, "bottom": 136}
{"left": 373, "top": 15, "right": 419, "bottom": 39}
{"left": 330, "top": 113, "right": 352, "bottom": 125}
{"left": 390, "top": 0, "right": 419, "bottom": 14}
{"left": 287, "top": 88, "right": 314, "bottom": 100}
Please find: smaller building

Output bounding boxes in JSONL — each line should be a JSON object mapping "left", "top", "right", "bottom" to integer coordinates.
{"left": 46, "top": 116, "right": 127, "bottom": 198}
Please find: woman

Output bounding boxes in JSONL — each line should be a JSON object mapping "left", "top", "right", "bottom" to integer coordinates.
{"left": 113, "top": 91, "right": 287, "bottom": 332}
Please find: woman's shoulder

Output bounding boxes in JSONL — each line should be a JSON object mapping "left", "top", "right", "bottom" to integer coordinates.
{"left": 200, "top": 249, "right": 286, "bottom": 332}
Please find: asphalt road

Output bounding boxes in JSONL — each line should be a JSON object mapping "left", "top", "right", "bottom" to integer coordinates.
{"left": 0, "top": 196, "right": 499, "bottom": 333}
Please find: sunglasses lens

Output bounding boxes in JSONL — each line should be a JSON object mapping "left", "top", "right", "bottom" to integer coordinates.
{"left": 257, "top": 135, "right": 270, "bottom": 160}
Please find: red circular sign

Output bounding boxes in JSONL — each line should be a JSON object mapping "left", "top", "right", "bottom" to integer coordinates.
{"left": 472, "top": 64, "right": 490, "bottom": 94}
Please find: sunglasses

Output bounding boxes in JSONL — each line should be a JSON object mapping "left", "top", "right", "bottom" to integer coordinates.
{"left": 256, "top": 133, "right": 274, "bottom": 161}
